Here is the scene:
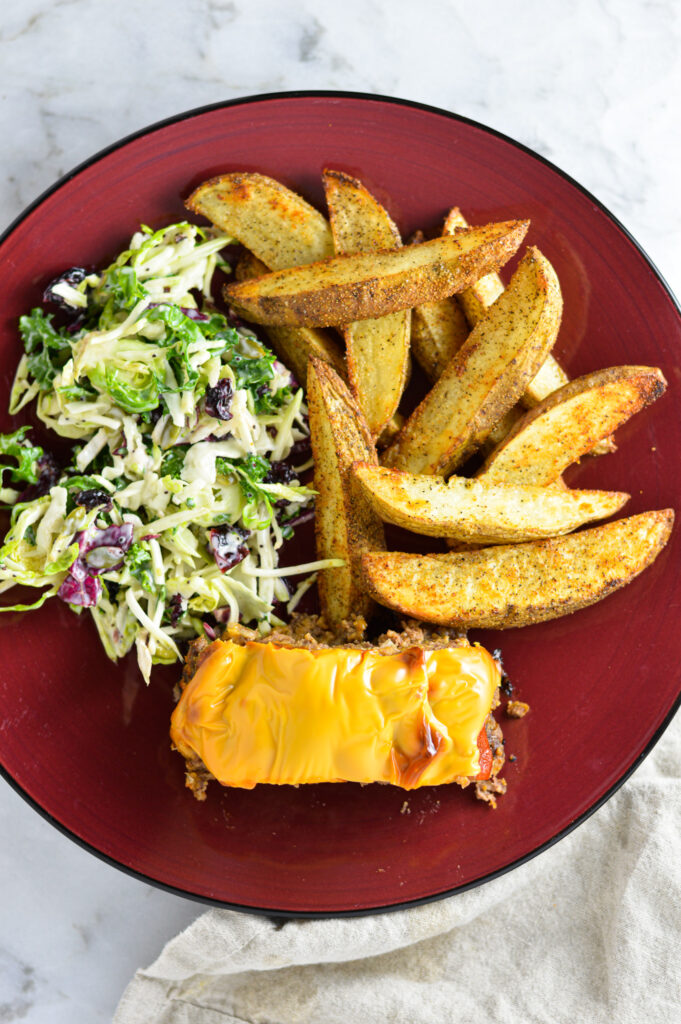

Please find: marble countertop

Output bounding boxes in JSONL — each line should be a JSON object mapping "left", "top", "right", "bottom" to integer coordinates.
{"left": 1, "top": 1, "right": 680, "bottom": 1020}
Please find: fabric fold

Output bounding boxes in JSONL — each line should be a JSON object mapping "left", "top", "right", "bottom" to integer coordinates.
{"left": 115, "top": 715, "right": 681, "bottom": 1024}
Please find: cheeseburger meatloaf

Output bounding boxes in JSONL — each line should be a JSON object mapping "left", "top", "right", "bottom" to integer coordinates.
{"left": 173, "top": 610, "right": 507, "bottom": 802}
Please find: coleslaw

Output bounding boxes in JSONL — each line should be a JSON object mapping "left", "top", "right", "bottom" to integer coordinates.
{"left": 0, "top": 221, "right": 338, "bottom": 681}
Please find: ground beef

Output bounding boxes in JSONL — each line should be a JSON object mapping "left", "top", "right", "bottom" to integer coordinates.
{"left": 474, "top": 775, "right": 508, "bottom": 809}
{"left": 506, "top": 700, "right": 530, "bottom": 719}
{"left": 221, "top": 614, "right": 467, "bottom": 653}
{"left": 475, "top": 711, "right": 507, "bottom": 809}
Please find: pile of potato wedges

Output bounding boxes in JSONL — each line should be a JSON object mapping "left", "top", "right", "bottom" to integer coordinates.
{"left": 187, "top": 171, "right": 673, "bottom": 631}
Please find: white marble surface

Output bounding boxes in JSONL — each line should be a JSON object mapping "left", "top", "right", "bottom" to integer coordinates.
{"left": 0, "top": 1, "right": 680, "bottom": 1020}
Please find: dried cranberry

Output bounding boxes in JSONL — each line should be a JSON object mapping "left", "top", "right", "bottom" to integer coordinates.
{"left": 287, "top": 437, "right": 312, "bottom": 462}
{"left": 75, "top": 488, "right": 113, "bottom": 511}
{"left": 204, "top": 378, "right": 234, "bottom": 421}
{"left": 265, "top": 462, "right": 297, "bottom": 485}
{"left": 167, "top": 593, "right": 185, "bottom": 626}
{"left": 208, "top": 524, "right": 250, "bottom": 572}
{"left": 43, "top": 267, "right": 89, "bottom": 309}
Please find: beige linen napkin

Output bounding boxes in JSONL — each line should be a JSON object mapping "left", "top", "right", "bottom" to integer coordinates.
{"left": 115, "top": 713, "right": 681, "bottom": 1024}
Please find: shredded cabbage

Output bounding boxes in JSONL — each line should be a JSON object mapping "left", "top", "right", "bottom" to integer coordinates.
{"left": 0, "top": 222, "right": 339, "bottom": 681}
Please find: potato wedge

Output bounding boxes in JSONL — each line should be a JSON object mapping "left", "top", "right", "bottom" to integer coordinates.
{"left": 405, "top": 229, "right": 469, "bottom": 382}
{"left": 223, "top": 220, "right": 529, "bottom": 327}
{"left": 361, "top": 510, "right": 674, "bottom": 629}
{"left": 480, "top": 366, "right": 667, "bottom": 486}
{"left": 445, "top": 207, "right": 569, "bottom": 407}
{"left": 186, "top": 172, "right": 334, "bottom": 270}
{"left": 307, "top": 358, "right": 385, "bottom": 625}
{"left": 237, "top": 253, "right": 405, "bottom": 444}
{"left": 445, "top": 207, "right": 614, "bottom": 457}
{"left": 382, "top": 246, "right": 562, "bottom": 476}
{"left": 352, "top": 462, "right": 628, "bottom": 544}
{"left": 323, "top": 170, "right": 411, "bottom": 436}
{"left": 376, "top": 412, "right": 404, "bottom": 448}
{"left": 323, "top": 169, "right": 402, "bottom": 252}
{"left": 444, "top": 208, "right": 505, "bottom": 325}
{"left": 235, "top": 252, "right": 346, "bottom": 383}
{"left": 410, "top": 299, "right": 469, "bottom": 382}
{"left": 481, "top": 407, "right": 523, "bottom": 452}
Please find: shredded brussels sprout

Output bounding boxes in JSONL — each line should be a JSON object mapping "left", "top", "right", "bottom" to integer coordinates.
{"left": 0, "top": 222, "right": 339, "bottom": 681}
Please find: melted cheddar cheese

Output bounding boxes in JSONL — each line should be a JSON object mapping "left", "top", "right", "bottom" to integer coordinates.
{"left": 170, "top": 640, "right": 499, "bottom": 789}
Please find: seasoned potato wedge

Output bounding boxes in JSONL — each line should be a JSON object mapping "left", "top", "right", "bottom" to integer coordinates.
{"left": 352, "top": 462, "right": 628, "bottom": 544}
{"left": 323, "top": 170, "right": 411, "bottom": 437}
{"left": 406, "top": 228, "right": 469, "bottom": 381}
{"left": 445, "top": 207, "right": 569, "bottom": 407}
{"left": 481, "top": 407, "right": 523, "bottom": 452}
{"left": 307, "top": 358, "right": 385, "bottom": 625}
{"left": 376, "top": 412, "right": 404, "bottom": 449}
{"left": 223, "top": 220, "right": 529, "bottom": 327}
{"left": 382, "top": 246, "right": 562, "bottom": 476}
{"left": 481, "top": 366, "right": 667, "bottom": 486}
{"left": 186, "top": 172, "right": 334, "bottom": 270}
{"left": 361, "top": 510, "right": 673, "bottom": 629}
{"left": 235, "top": 252, "right": 347, "bottom": 383}
{"left": 444, "top": 208, "right": 505, "bottom": 325}
{"left": 446, "top": 207, "right": 614, "bottom": 457}
{"left": 410, "top": 299, "right": 469, "bottom": 382}
{"left": 323, "top": 169, "right": 402, "bottom": 252}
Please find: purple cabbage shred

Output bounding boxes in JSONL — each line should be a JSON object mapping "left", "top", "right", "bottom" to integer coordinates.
{"left": 280, "top": 508, "right": 315, "bottom": 531}
{"left": 147, "top": 303, "right": 209, "bottom": 322}
{"left": 179, "top": 306, "right": 209, "bottom": 322}
{"left": 57, "top": 521, "right": 134, "bottom": 608}
{"left": 208, "top": 524, "right": 249, "bottom": 572}
{"left": 57, "top": 572, "right": 102, "bottom": 607}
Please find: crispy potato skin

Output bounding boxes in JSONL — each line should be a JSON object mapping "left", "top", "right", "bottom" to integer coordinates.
{"left": 323, "top": 169, "right": 411, "bottom": 437}
{"left": 223, "top": 221, "right": 529, "bottom": 327}
{"left": 186, "top": 172, "right": 334, "bottom": 269}
{"left": 382, "top": 246, "right": 563, "bottom": 476}
{"left": 361, "top": 510, "right": 674, "bottom": 629}
{"left": 235, "top": 252, "right": 347, "bottom": 383}
{"left": 480, "top": 366, "right": 667, "bottom": 486}
{"left": 352, "top": 462, "right": 629, "bottom": 543}
{"left": 307, "top": 359, "right": 386, "bottom": 626}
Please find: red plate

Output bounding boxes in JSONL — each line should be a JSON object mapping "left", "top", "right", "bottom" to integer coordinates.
{"left": 1, "top": 93, "right": 679, "bottom": 916}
